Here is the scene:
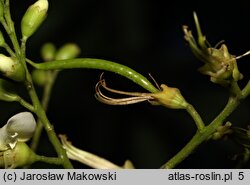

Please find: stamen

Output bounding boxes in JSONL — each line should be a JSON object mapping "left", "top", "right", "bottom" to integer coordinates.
{"left": 95, "top": 74, "right": 154, "bottom": 105}
{"left": 235, "top": 50, "right": 250, "bottom": 60}
{"left": 214, "top": 40, "right": 225, "bottom": 49}
{"left": 148, "top": 73, "right": 161, "bottom": 90}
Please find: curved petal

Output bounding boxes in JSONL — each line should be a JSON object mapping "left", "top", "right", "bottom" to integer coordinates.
{"left": 6, "top": 112, "right": 36, "bottom": 142}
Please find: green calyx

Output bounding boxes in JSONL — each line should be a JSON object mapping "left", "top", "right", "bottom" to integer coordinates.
{"left": 151, "top": 84, "right": 188, "bottom": 109}
{"left": 0, "top": 142, "right": 38, "bottom": 168}
{"left": 0, "top": 54, "right": 26, "bottom": 81}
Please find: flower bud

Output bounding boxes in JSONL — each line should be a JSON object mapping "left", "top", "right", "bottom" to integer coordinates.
{"left": 211, "top": 122, "right": 232, "bottom": 140}
{"left": 0, "top": 54, "right": 26, "bottom": 81}
{"left": 0, "top": 142, "right": 37, "bottom": 168}
{"left": 0, "top": 31, "right": 5, "bottom": 47}
{"left": 41, "top": 42, "right": 56, "bottom": 61}
{"left": 0, "top": 79, "right": 19, "bottom": 102}
{"left": 55, "top": 43, "right": 81, "bottom": 60}
{"left": 21, "top": 0, "right": 49, "bottom": 39}
{"left": 32, "top": 69, "right": 48, "bottom": 86}
{"left": 211, "top": 132, "right": 222, "bottom": 140}
{"left": 151, "top": 84, "right": 188, "bottom": 109}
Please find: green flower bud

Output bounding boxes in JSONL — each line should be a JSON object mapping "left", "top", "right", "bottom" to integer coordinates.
{"left": 32, "top": 69, "right": 48, "bottom": 86}
{"left": 55, "top": 43, "right": 81, "bottom": 60}
{"left": 0, "top": 79, "right": 19, "bottom": 102}
{"left": 0, "top": 142, "right": 37, "bottom": 168}
{"left": 211, "top": 132, "right": 222, "bottom": 140}
{"left": 0, "top": 112, "right": 36, "bottom": 151}
{"left": 151, "top": 84, "right": 188, "bottom": 109}
{"left": 0, "top": 31, "right": 5, "bottom": 47}
{"left": 0, "top": 54, "right": 26, "bottom": 81}
{"left": 21, "top": 0, "right": 49, "bottom": 39}
{"left": 41, "top": 42, "right": 56, "bottom": 61}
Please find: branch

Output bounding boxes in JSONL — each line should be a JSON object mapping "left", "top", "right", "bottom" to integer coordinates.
{"left": 161, "top": 95, "right": 240, "bottom": 168}
{"left": 186, "top": 104, "right": 205, "bottom": 131}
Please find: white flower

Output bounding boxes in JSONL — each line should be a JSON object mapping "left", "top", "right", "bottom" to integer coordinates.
{"left": 0, "top": 112, "right": 36, "bottom": 151}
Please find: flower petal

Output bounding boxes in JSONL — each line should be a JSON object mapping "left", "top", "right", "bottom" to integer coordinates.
{"left": 60, "top": 135, "right": 121, "bottom": 169}
{"left": 6, "top": 112, "right": 36, "bottom": 142}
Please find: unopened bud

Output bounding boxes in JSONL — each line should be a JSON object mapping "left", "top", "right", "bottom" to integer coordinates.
{"left": 32, "top": 69, "right": 48, "bottom": 86}
{"left": 21, "top": 0, "right": 48, "bottom": 39}
{"left": 151, "top": 84, "right": 188, "bottom": 109}
{"left": 55, "top": 43, "right": 81, "bottom": 60}
{"left": 211, "top": 132, "right": 222, "bottom": 140}
{"left": 41, "top": 42, "right": 56, "bottom": 61}
{"left": 0, "top": 54, "right": 26, "bottom": 81}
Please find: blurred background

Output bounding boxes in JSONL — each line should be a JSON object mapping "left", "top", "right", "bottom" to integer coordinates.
{"left": 0, "top": 0, "right": 250, "bottom": 168}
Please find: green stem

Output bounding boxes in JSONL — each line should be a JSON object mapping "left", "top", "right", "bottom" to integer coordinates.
{"left": 3, "top": 43, "right": 16, "bottom": 57}
{"left": 35, "top": 155, "right": 62, "bottom": 166}
{"left": 161, "top": 79, "right": 250, "bottom": 169}
{"left": 16, "top": 96, "right": 35, "bottom": 112}
{"left": 161, "top": 96, "right": 240, "bottom": 168}
{"left": 31, "top": 71, "right": 59, "bottom": 151}
{"left": 230, "top": 81, "right": 243, "bottom": 98}
{"left": 26, "top": 77, "right": 73, "bottom": 168}
{"left": 161, "top": 131, "right": 205, "bottom": 169}
{"left": 186, "top": 104, "right": 205, "bottom": 131}
{"left": 4, "top": 0, "right": 21, "bottom": 57}
{"left": 0, "top": 19, "right": 9, "bottom": 34}
{"left": 242, "top": 80, "right": 250, "bottom": 98}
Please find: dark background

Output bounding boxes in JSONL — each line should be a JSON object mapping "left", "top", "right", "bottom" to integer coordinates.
{"left": 0, "top": 0, "right": 250, "bottom": 168}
